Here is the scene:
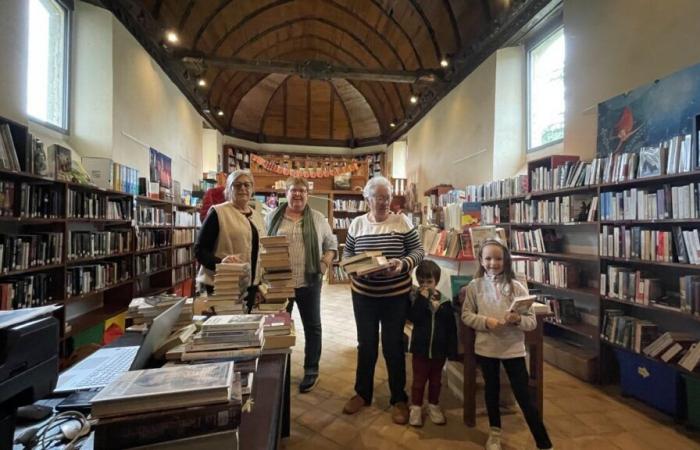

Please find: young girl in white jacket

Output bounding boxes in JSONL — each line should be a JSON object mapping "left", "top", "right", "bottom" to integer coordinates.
{"left": 462, "top": 239, "right": 552, "bottom": 450}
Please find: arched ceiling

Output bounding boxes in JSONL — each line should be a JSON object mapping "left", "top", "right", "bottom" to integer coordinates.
{"left": 92, "top": 0, "right": 559, "bottom": 147}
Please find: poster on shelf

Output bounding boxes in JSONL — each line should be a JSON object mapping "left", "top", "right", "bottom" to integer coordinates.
{"left": 149, "top": 147, "right": 172, "bottom": 189}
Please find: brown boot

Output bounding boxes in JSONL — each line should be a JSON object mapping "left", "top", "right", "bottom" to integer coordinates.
{"left": 343, "top": 395, "right": 368, "bottom": 415}
{"left": 391, "top": 402, "right": 409, "bottom": 425}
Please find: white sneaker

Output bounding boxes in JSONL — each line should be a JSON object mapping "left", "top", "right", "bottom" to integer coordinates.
{"left": 427, "top": 403, "right": 446, "bottom": 425}
{"left": 485, "top": 427, "right": 502, "bottom": 450}
{"left": 409, "top": 405, "right": 423, "bottom": 427}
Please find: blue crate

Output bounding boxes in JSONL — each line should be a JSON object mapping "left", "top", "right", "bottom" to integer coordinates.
{"left": 614, "top": 349, "right": 685, "bottom": 418}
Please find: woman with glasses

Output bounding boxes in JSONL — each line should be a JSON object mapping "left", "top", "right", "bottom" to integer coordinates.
{"left": 195, "top": 170, "right": 266, "bottom": 309}
{"left": 341, "top": 176, "right": 425, "bottom": 425}
{"left": 266, "top": 177, "right": 337, "bottom": 393}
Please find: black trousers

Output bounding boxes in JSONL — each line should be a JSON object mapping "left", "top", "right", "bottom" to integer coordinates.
{"left": 351, "top": 290, "right": 409, "bottom": 405}
{"left": 477, "top": 355, "right": 552, "bottom": 449}
{"left": 286, "top": 280, "right": 322, "bottom": 376}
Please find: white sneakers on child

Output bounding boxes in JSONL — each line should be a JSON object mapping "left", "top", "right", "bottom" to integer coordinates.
{"left": 485, "top": 427, "right": 502, "bottom": 450}
{"left": 409, "top": 405, "right": 423, "bottom": 427}
{"left": 427, "top": 403, "right": 446, "bottom": 425}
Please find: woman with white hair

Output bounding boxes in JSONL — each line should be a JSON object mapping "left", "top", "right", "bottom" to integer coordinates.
{"left": 195, "top": 170, "right": 266, "bottom": 308}
{"left": 341, "top": 176, "right": 425, "bottom": 425}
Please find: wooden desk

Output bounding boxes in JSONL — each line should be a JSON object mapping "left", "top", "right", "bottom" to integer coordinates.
{"left": 460, "top": 315, "right": 546, "bottom": 427}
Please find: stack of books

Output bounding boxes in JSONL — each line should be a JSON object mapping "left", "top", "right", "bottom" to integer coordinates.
{"left": 207, "top": 262, "right": 251, "bottom": 314}
{"left": 91, "top": 361, "right": 242, "bottom": 449}
{"left": 181, "top": 314, "right": 265, "bottom": 362}
{"left": 339, "top": 251, "right": 391, "bottom": 276}
{"left": 256, "top": 236, "right": 294, "bottom": 313}
{"left": 126, "top": 295, "right": 193, "bottom": 328}
{"left": 262, "top": 311, "right": 296, "bottom": 350}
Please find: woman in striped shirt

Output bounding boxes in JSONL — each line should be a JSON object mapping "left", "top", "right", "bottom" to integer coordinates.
{"left": 341, "top": 176, "right": 425, "bottom": 425}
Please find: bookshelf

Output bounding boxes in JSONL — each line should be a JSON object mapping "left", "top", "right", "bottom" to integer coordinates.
{"left": 0, "top": 114, "right": 197, "bottom": 357}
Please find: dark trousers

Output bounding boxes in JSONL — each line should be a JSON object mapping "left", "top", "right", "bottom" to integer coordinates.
{"left": 352, "top": 291, "right": 409, "bottom": 405}
{"left": 286, "top": 280, "right": 322, "bottom": 376}
{"left": 477, "top": 355, "right": 552, "bottom": 449}
{"left": 411, "top": 354, "right": 445, "bottom": 406}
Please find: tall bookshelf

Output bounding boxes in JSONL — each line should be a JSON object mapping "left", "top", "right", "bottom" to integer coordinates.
{"left": 0, "top": 115, "right": 197, "bottom": 358}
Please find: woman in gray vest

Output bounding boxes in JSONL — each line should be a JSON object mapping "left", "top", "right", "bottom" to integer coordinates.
{"left": 266, "top": 177, "right": 337, "bottom": 393}
{"left": 195, "top": 170, "right": 266, "bottom": 310}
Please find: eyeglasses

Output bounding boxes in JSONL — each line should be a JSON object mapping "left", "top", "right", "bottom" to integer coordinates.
{"left": 232, "top": 182, "right": 253, "bottom": 189}
{"left": 370, "top": 195, "right": 391, "bottom": 203}
{"left": 289, "top": 188, "right": 308, "bottom": 195}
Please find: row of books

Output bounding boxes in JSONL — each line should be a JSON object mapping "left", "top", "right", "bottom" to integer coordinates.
{"left": 173, "top": 263, "right": 194, "bottom": 285}
{"left": 510, "top": 195, "right": 597, "bottom": 224}
{"left": 136, "top": 251, "right": 169, "bottom": 275}
{"left": 0, "top": 124, "right": 21, "bottom": 172}
{"left": 333, "top": 199, "right": 367, "bottom": 212}
{"left": 206, "top": 263, "right": 250, "bottom": 314}
{"left": 0, "top": 181, "right": 14, "bottom": 216}
{"left": 601, "top": 266, "right": 663, "bottom": 304}
{"left": 513, "top": 257, "right": 579, "bottom": 288}
{"left": 66, "top": 261, "right": 130, "bottom": 297}
{"left": 540, "top": 296, "right": 580, "bottom": 325}
{"left": 419, "top": 226, "right": 468, "bottom": 258}
{"left": 0, "top": 233, "right": 63, "bottom": 271}
{"left": 464, "top": 175, "right": 528, "bottom": 202}
{"left": 126, "top": 295, "right": 193, "bottom": 327}
{"left": 0, "top": 273, "right": 54, "bottom": 310}
{"left": 174, "top": 210, "right": 195, "bottom": 227}
{"left": 333, "top": 217, "right": 352, "bottom": 229}
{"left": 18, "top": 183, "right": 61, "bottom": 218}
{"left": 137, "top": 205, "right": 172, "bottom": 227}
{"left": 173, "top": 229, "right": 195, "bottom": 245}
{"left": 182, "top": 314, "right": 264, "bottom": 362}
{"left": 67, "top": 190, "right": 132, "bottom": 220}
{"left": 529, "top": 159, "right": 595, "bottom": 192}
{"left": 643, "top": 332, "right": 700, "bottom": 372}
{"left": 601, "top": 310, "right": 657, "bottom": 353}
{"left": 111, "top": 162, "right": 139, "bottom": 195}
{"left": 136, "top": 229, "right": 171, "bottom": 250}
{"left": 480, "top": 204, "right": 505, "bottom": 225}
{"left": 637, "top": 134, "right": 695, "bottom": 178}
{"left": 174, "top": 247, "right": 193, "bottom": 265}
{"left": 599, "top": 225, "right": 700, "bottom": 264}
{"left": 67, "top": 230, "right": 132, "bottom": 260}
{"left": 599, "top": 183, "right": 698, "bottom": 221}
{"left": 510, "top": 229, "right": 557, "bottom": 254}
{"left": 332, "top": 264, "right": 350, "bottom": 282}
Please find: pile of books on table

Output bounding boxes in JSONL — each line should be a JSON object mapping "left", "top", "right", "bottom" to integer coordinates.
{"left": 339, "top": 251, "right": 391, "bottom": 276}
{"left": 181, "top": 314, "right": 264, "bottom": 362}
{"left": 262, "top": 311, "right": 296, "bottom": 351}
{"left": 91, "top": 361, "right": 242, "bottom": 449}
{"left": 126, "top": 295, "right": 193, "bottom": 328}
{"left": 206, "top": 262, "right": 250, "bottom": 314}
{"left": 255, "top": 236, "right": 294, "bottom": 313}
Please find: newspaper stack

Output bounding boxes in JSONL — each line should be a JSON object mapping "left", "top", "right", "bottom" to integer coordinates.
{"left": 181, "top": 314, "right": 265, "bottom": 362}
{"left": 126, "top": 295, "right": 193, "bottom": 328}
{"left": 254, "top": 236, "right": 294, "bottom": 314}
{"left": 207, "top": 262, "right": 251, "bottom": 314}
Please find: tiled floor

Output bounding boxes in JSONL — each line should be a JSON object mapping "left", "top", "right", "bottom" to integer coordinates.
{"left": 282, "top": 283, "right": 700, "bottom": 450}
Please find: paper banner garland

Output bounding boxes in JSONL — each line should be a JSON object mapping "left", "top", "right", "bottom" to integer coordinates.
{"left": 249, "top": 154, "right": 361, "bottom": 178}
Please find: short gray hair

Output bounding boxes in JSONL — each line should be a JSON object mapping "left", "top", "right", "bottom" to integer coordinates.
{"left": 363, "top": 176, "right": 393, "bottom": 199}
{"left": 225, "top": 169, "right": 254, "bottom": 201}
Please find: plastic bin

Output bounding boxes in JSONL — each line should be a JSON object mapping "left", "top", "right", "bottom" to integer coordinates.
{"left": 614, "top": 348, "right": 684, "bottom": 418}
{"left": 683, "top": 374, "right": 700, "bottom": 429}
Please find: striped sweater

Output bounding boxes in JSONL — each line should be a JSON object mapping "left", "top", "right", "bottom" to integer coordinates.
{"left": 343, "top": 213, "right": 424, "bottom": 297}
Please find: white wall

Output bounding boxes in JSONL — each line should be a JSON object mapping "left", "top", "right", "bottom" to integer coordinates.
{"left": 404, "top": 0, "right": 700, "bottom": 194}
{"left": 0, "top": 1, "right": 27, "bottom": 124}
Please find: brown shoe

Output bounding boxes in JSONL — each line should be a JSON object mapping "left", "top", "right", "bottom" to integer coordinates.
{"left": 391, "top": 402, "right": 409, "bottom": 425}
{"left": 343, "top": 395, "right": 368, "bottom": 415}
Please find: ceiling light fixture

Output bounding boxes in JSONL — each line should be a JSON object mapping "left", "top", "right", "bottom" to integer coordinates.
{"left": 216, "top": 109, "right": 224, "bottom": 117}
{"left": 165, "top": 30, "right": 179, "bottom": 44}
{"left": 440, "top": 58, "right": 449, "bottom": 68}
{"left": 409, "top": 95, "right": 418, "bottom": 104}
{"left": 389, "top": 122, "right": 396, "bottom": 128}
{"left": 198, "top": 79, "right": 207, "bottom": 87}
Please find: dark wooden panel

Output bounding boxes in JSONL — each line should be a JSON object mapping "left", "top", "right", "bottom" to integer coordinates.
{"left": 309, "top": 80, "right": 332, "bottom": 139}
{"left": 285, "top": 76, "right": 308, "bottom": 138}
{"left": 262, "top": 81, "right": 286, "bottom": 136}
{"left": 332, "top": 91, "right": 352, "bottom": 140}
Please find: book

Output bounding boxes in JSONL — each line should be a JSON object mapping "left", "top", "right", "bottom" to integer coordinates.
{"left": 90, "top": 362, "right": 235, "bottom": 418}
{"left": 509, "top": 295, "right": 536, "bottom": 314}
{"left": 201, "top": 314, "right": 264, "bottom": 331}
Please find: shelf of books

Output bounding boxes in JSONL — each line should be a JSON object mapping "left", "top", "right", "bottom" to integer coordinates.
{"left": 0, "top": 114, "right": 198, "bottom": 357}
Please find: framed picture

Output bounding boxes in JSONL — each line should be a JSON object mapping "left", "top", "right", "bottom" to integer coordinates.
{"left": 333, "top": 172, "right": 351, "bottom": 190}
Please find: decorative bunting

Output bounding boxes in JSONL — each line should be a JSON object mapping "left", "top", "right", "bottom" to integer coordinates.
{"left": 249, "top": 154, "right": 361, "bottom": 178}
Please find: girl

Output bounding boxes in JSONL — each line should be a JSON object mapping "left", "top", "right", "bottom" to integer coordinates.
{"left": 461, "top": 239, "right": 552, "bottom": 450}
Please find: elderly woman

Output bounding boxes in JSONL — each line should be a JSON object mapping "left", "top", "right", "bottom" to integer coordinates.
{"left": 342, "top": 176, "right": 425, "bottom": 425}
{"left": 266, "top": 177, "right": 337, "bottom": 393}
{"left": 195, "top": 170, "right": 266, "bottom": 309}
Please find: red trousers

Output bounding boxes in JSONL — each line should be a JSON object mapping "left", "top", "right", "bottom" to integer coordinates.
{"left": 411, "top": 354, "right": 446, "bottom": 405}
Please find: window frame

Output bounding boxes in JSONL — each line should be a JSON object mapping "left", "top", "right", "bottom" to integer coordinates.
{"left": 27, "top": 0, "right": 73, "bottom": 135}
{"left": 525, "top": 18, "right": 565, "bottom": 153}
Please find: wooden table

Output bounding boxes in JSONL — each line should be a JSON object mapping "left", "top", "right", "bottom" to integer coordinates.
{"left": 460, "top": 315, "right": 546, "bottom": 427}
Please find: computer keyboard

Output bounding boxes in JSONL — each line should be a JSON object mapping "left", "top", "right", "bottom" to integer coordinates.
{"left": 88, "top": 351, "right": 135, "bottom": 386}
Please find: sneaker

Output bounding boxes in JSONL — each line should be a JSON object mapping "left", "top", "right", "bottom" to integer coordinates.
{"left": 485, "top": 427, "right": 502, "bottom": 450}
{"left": 343, "top": 395, "right": 368, "bottom": 415}
{"left": 299, "top": 374, "right": 319, "bottom": 393}
{"left": 427, "top": 403, "right": 446, "bottom": 425}
{"left": 409, "top": 405, "right": 423, "bottom": 427}
{"left": 391, "top": 402, "right": 409, "bottom": 425}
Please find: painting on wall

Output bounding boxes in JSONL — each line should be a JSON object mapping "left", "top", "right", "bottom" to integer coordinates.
{"left": 597, "top": 62, "right": 700, "bottom": 158}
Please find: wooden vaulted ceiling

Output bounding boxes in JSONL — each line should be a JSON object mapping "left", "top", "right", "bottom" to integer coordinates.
{"left": 96, "top": 0, "right": 558, "bottom": 147}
